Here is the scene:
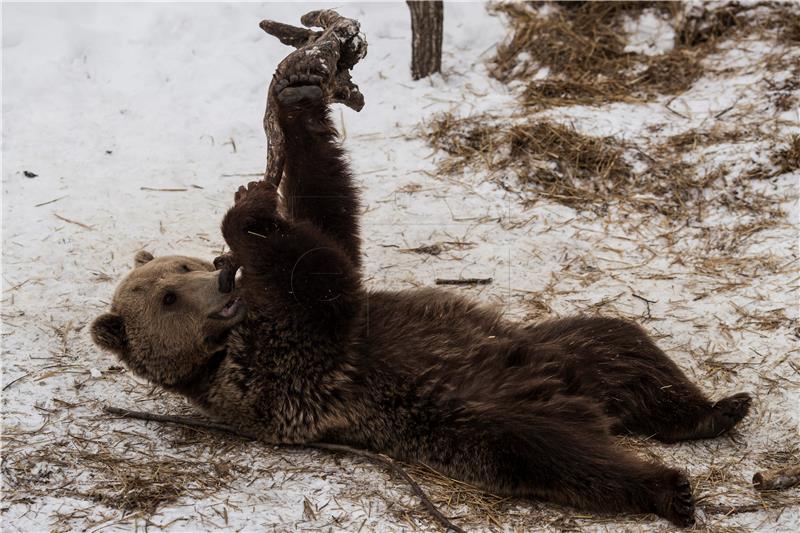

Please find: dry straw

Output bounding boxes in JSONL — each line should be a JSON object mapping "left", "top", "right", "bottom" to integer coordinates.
{"left": 425, "top": 112, "right": 794, "bottom": 220}
{"left": 426, "top": 2, "right": 799, "bottom": 222}
{"left": 490, "top": 1, "right": 800, "bottom": 108}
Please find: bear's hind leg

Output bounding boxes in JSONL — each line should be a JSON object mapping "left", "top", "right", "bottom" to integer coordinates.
{"left": 594, "top": 354, "right": 752, "bottom": 442}
{"left": 413, "top": 393, "right": 696, "bottom": 526}
{"left": 516, "top": 415, "right": 697, "bottom": 526}
{"left": 522, "top": 317, "right": 752, "bottom": 442}
{"left": 593, "top": 342, "right": 753, "bottom": 442}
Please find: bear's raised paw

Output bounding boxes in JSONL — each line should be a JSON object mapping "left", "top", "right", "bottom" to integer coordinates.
{"left": 276, "top": 73, "right": 325, "bottom": 106}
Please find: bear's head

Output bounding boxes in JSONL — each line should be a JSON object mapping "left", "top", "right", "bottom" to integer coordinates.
{"left": 91, "top": 250, "right": 245, "bottom": 387}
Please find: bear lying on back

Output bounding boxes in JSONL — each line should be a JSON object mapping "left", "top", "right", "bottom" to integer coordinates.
{"left": 92, "top": 68, "right": 752, "bottom": 527}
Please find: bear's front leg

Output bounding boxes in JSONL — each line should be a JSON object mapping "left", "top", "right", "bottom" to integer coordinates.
{"left": 267, "top": 62, "right": 362, "bottom": 268}
{"left": 215, "top": 180, "right": 279, "bottom": 293}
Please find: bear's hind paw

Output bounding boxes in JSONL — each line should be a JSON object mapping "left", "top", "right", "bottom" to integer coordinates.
{"left": 656, "top": 470, "right": 696, "bottom": 527}
{"left": 710, "top": 392, "right": 752, "bottom": 433}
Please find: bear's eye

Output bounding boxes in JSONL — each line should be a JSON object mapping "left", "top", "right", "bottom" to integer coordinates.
{"left": 181, "top": 264, "right": 191, "bottom": 272}
{"left": 163, "top": 292, "right": 177, "bottom": 306}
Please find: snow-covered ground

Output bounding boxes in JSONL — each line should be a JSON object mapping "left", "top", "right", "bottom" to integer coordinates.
{"left": 2, "top": 2, "right": 798, "bottom": 532}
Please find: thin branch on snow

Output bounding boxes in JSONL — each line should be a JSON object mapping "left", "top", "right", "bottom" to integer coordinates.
{"left": 103, "top": 406, "right": 466, "bottom": 533}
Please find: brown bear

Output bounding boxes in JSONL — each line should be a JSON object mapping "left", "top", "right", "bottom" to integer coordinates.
{"left": 92, "top": 71, "right": 752, "bottom": 527}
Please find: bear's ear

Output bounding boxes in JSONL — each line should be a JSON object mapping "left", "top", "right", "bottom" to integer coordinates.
{"left": 134, "top": 250, "right": 155, "bottom": 267}
{"left": 91, "top": 313, "right": 128, "bottom": 354}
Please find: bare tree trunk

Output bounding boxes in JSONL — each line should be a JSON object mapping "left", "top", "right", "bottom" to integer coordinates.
{"left": 407, "top": 1, "right": 443, "bottom": 80}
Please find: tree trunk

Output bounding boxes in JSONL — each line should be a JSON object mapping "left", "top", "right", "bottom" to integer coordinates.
{"left": 407, "top": 1, "right": 443, "bottom": 80}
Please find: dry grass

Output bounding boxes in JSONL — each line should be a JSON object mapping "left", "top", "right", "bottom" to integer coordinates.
{"left": 659, "top": 127, "right": 751, "bottom": 152}
{"left": 425, "top": 112, "right": 790, "bottom": 222}
{"left": 400, "top": 462, "right": 513, "bottom": 528}
{"left": 771, "top": 134, "right": 800, "bottom": 174}
{"left": 424, "top": 3, "right": 799, "bottom": 224}
{"left": 79, "top": 451, "right": 245, "bottom": 514}
{"left": 426, "top": 113, "right": 630, "bottom": 210}
{"left": 490, "top": 1, "right": 800, "bottom": 108}
{"left": 2, "top": 425, "right": 250, "bottom": 520}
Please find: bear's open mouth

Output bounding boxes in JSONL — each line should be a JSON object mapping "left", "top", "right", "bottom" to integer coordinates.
{"left": 209, "top": 297, "right": 242, "bottom": 320}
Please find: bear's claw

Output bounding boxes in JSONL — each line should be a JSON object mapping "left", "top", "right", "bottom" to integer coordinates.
{"left": 673, "top": 478, "right": 696, "bottom": 527}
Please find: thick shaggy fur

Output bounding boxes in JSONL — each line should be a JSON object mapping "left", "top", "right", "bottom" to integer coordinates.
{"left": 93, "top": 72, "right": 753, "bottom": 527}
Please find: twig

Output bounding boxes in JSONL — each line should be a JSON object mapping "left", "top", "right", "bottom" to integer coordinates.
{"left": 35, "top": 195, "right": 68, "bottom": 208}
{"left": 103, "top": 406, "right": 465, "bottom": 533}
{"left": 3, "top": 372, "right": 30, "bottom": 391}
{"left": 104, "top": 406, "right": 238, "bottom": 434}
{"left": 700, "top": 503, "right": 771, "bottom": 515}
{"left": 714, "top": 103, "right": 736, "bottom": 119}
{"left": 631, "top": 293, "right": 657, "bottom": 304}
{"left": 54, "top": 213, "right": 93, "bottom": 230}
{"left": 664, "top": 95, "right": 689, "bottom": 119}
{"left": 403, "top": 244, "right": 444, "bottom": 255}
{"left": 632, "top": 292, "right": 657, "bottom": 319}
{"left": 435, "top": 278, "right": 492, "bottom": 286}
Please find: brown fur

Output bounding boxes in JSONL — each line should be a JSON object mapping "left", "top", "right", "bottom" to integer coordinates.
{"left": 92, "top": 71, "right": 753, "bottom": 527}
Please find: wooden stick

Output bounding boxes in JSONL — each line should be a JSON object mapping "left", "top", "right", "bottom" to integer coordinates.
{"left": 103, "top": 406, "right": 465, "bottom": 533}
{"left": 435, "top": 278, "right": 493, "bottom": 286}
{"left": 104, "top": 406, "right": 239, "bottom": 435}
{"left": 753, "top": 465, "right": 800, "bottom": 491}
{"left": 310, "top": 442, "right": 466, "bottom": 533}
{"left": 259, "top": 10, "right": 367, "bottom": 188}
{"left": 54, "top": 213, "right": 93, "bottom": 230}
{"left": 259, "top": 20, "right": 320, "bottom": 48}
{"left": 700, "top": 503, "right": 769, "bottom": 515}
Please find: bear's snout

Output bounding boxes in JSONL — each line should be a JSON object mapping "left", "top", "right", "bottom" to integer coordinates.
{"left": 218, "top": 266, "right": 236, "bottom": 293}
{"left": 214, "top": 253, "right": 238, "bottom": 294}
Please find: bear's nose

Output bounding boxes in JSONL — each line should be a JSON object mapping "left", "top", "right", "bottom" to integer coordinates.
{"left": 214, "top": 253, "right": 238, "bottom": 293}
{"left": 217, "top": 267, "right": 235, "bottom": 293}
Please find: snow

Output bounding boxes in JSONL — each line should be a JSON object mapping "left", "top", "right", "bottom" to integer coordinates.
{"left": 624, "top": 9, "right": 676, "bottom": 56}
{"left": 2, "top": 2, "right": 798, "bottom": 532}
